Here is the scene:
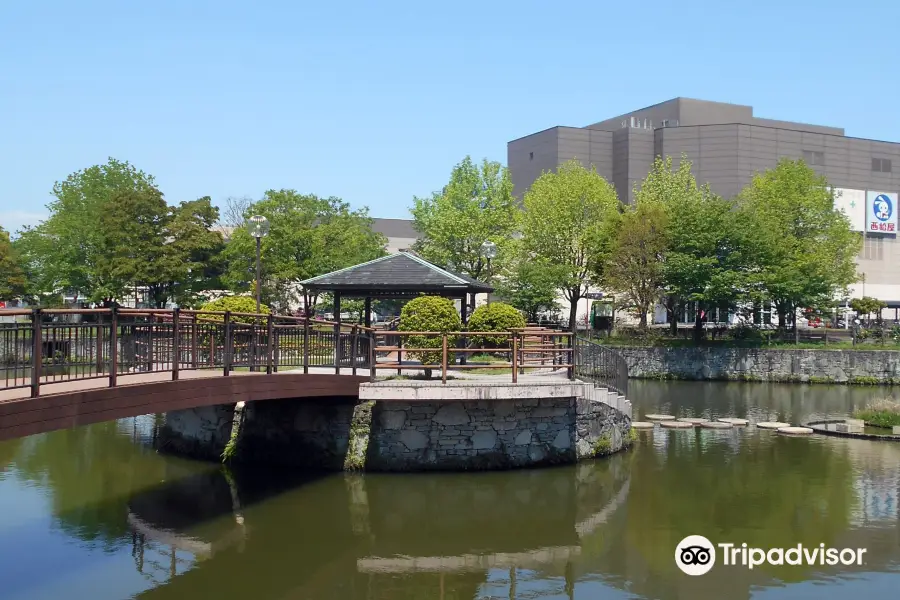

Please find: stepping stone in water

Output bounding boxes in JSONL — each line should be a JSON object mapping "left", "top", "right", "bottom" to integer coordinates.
{"left": 632, "top": 422, "right": 655, "bottom": 429}
{"left": 645, "top": 414, "right": 676, "bottom": 421}
{"left": 677, "top": 417, "right": 709, "bottom": 426}
{"left": 777, "top": 426, "right": 813, "bottom": 436}
{"left": 702, "top": 421, "right": 733, "bottom": 429}
{"left": 718, "top": 418, "right": 749, "bottom": 426}
{"left": 660, "top": 421, "right": 694, "bottom": 429}
{"left": 756, "top": 422, "right": 791, "bottom": 430}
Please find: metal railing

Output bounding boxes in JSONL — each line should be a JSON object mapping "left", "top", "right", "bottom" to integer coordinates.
{"left": 0, "top": 308, "right": 374, "bottom": 397}
{"left": 574, "top": 336, "right": 629, "bottom": 396}
{"left": 373, "top": 328, "right": 574, "bottom": 384}
{"left": 0, "top": 309, "right": 624, "bottom": 395}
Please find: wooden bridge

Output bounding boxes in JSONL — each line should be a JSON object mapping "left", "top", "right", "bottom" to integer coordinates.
{"left": 0, "top": 308, "right": 627, "bottom": 441}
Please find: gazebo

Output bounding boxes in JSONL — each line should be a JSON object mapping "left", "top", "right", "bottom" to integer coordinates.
{"left": 299, "top": 251, "right": 493, "bottom": 327}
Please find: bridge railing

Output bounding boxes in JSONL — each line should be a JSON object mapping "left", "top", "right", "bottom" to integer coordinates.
{"left": 372, "top": 329, "right": 574, "bottom": 384}
{"left": 573, "top": 336, "right": 629, "bottom": 396}
{"left": 0, "top": 308, "right": 374, "bottom": 397}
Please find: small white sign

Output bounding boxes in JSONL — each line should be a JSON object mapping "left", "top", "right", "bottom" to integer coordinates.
{"left": 832, "top": 188, "right": 865, "bottom": 232}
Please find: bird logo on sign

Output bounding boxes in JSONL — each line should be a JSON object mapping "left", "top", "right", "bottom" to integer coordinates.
{"left": 874, "top": 194, "right": 893, "bottom": 222}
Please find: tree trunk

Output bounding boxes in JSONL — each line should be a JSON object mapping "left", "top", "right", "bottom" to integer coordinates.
{"left": 568, "top": 296, "right": 579, "bottom": 334}
{"left": 693, "top": 302, "right": 704, "bottom": 343}
{"left": 665, "top": 296, "right": 679, "bottom": 336}
{"left": 639, "top": 307, "right": 648, "bottom": 330}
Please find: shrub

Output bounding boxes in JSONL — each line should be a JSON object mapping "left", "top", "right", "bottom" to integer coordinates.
{"left": 200, "top": 296, "right": 270, "bottom": 324}
{"left": 398, "top": 296, "right": 461, "bottom": 371}
{"left": 467, "top": 302, "right": 526, "bottom": 347}
{"left": 854, "top": 398, "right": 900, "bottom": 428}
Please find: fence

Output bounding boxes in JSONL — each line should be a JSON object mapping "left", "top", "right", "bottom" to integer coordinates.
{"left": 0, "top": 308, "right": 372, "bottom": 398}
{"left": 574, "top": 336, "right": 629, "bottom": 396}
{"left": 0, "top": 309, "right": 631, "bottom": 395}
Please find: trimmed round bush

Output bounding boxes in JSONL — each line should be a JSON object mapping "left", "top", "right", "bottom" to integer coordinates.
{"left": 467, "top": 302, "right": 526, "bottom": 347}
{"left": 398, "top": 296, "right": 461, "bottom": 369}
{"left": 200, "top": 296, "right": 270, "bottom": 324}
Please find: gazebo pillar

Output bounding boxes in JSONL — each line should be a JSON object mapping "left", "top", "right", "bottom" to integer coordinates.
{"left": 460, "top": 294, "right": 469, "bottom": 366}
{"left": 333, "top": 291, "right": 342, "bottom": 373}
{"left": 364, "top": 297, "right": 372, "bottom": 328}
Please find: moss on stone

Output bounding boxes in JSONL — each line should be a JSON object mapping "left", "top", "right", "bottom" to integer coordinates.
{"left": 592, "top": 434, "right": 613, "bottom": 457}
{"left": 808, "top": 375, "right": 835, "bottom": 384}
{"left": 343, "top": 401, "right": 374, "bottom": 471}
{"left": 848, "top": 375, "right": 881, "bottom": 386}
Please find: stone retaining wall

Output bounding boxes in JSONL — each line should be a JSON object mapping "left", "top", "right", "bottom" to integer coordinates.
{"left": 157, "top": 382, "right": 633, "bottom": 471}
{"left": 614, "top": 346, "right": 900, "bottom": 384}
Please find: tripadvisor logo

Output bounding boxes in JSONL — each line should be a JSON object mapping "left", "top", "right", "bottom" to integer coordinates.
{"left": 675, "top": 535, "right": 867, "bottom": 576}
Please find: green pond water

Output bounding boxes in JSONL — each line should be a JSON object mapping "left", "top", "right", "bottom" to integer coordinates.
{"left": 1, "top": 380, "right": 899, "bottom": 599}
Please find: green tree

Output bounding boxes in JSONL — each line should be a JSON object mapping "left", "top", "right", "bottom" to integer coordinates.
{"left": 16, "top": 158, "right": 159, "bottom": 302}
{"left": 850, "top": 296, "right": 886, "bottom": 325}
{"left": 494, "top": 260, "right": 562, "bottom": 323}
{"left": 0, "top": 227, "right": 27, "bottom": 299}
{"left": 411, "top": 156, "right": 520, "bottom": 288}
{"left": 466, "top": 302, "right": 526, "bottom": 347}
{"left": 222, "top": 190, "right": 386, "bottom": 312}
{"left": 398, "top": 295, "right": 461, "bottom": 377}
{"left": 602, "top": 198, "right": 669, "bottom": 329}
{"left": 737, "top": 158, "right": 861, "bottom": 336}
{"left": 522, "top": 160, "right": 620, "bottom": 331}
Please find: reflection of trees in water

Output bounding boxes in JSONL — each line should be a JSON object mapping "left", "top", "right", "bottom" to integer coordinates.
{"left": 630, "top": 380, "right": 895, "bottom": 425}
{"left": 613, "top": 431, "right": 857, "bottom": 599}
{"left": 8, "top": 420, "right": 211, "bottom": 552}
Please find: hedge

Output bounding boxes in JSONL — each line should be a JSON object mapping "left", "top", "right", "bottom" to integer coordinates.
{"left": 398, "top": 296, "right": 461, "bottom": 367}
{"left": 467, "top": 302, "right": 526, "bottom": 347}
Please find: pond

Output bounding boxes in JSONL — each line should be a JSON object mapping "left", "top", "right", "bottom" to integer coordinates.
{"left": 0, "top": 380, "right": 899, "bottom": 599}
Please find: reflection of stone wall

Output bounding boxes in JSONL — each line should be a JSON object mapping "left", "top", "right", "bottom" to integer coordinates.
{"left": 366, "top": 396, "right": 631, "bottom": 471}
{"left": 616, "top": 347, "right": 900, "bottom": 383}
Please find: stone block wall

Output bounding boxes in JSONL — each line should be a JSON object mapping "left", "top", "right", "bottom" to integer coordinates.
{"left": 615, "top": 346, "right": 900, "bottom": 384}
{"left": 157, "top": 404, "right": 235, "bottom": 461}
{"left": 156, "top": 386, "right": 633, "bottom": 472}
{"left": 365, "top": 395, "right": 631, "bottom": 472}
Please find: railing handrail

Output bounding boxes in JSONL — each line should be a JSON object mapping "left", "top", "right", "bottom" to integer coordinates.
{"left": 574, "top": 336, "right": 629, "bottom": 396}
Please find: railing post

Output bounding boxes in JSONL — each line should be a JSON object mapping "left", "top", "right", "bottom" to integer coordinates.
{"left": 567, "top": 333, "right": 574, "bottom": 380}
{"left": 511, "top": 333, "right": 518, "bottom": 384}
{"left": 369, "top": 330, "right": 376, "bottom": 382}
{"left": 109, "top": 306, "right": 118, "bottom": 387}
{"left": 266, "top": 314, "right": 274, "bottom": 375}
{"left": 441, "top": 333, "right": 448, "bottom": 384}
{"left": 172, "top": 308, "right": 180, "bottom": 381}
{"left": 223, "top": 311, "right": 232, "bottom": 376}
{"left": 147, "top": 318, "right": 155, "bottom": 372}
{"left": 334, "top": 320, "right": 341, "bottom": 375}
{"left": 303, "top": 318, "right": 310, "bottom": 375}
{"left": 191, "top": 314, "right": 198, "bottom": 368}
{"left": 352, "top": 325, "right": 359, "bottom": 376}
{"left": 95, "top": 312, "right": 104, "bottom": 376}
{"left": 31, "top": 308, "right": 42, "bottom": 398}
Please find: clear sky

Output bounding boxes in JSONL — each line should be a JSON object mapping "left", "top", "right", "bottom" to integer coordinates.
{"left": 1, "top": 0, "right": 898, "bottom": 233}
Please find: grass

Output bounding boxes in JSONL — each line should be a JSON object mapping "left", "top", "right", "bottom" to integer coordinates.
{"left": 854, "top": 398, "right": 900, "bottom": 428}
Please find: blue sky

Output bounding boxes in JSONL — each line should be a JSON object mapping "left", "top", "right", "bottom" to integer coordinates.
{"left": 1, "top": 0, "right": 897, "bottom": 233}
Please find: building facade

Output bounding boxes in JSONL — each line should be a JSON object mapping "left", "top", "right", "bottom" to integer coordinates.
{"left": 508, "top": 97, "right": 900, "bottom": 318}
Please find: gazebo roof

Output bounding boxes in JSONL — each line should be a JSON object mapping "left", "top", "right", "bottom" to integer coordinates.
{"left": 300, "top": 252, "right": 493, "bottom": 298}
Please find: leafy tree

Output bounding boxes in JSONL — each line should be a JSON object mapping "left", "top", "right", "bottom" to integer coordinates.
{"left": 602, "top": 198, "right": 668, "bottom": 329}
{"left": 95, "top": 187, "right": 170, "bottom": 303}
{"left": 0, "top": 227, "right": 27, "bottom": 300}
{"left": 850, "top": 296, "right": 886, "bottom": 325}
{"left": 221, "top": 190, "right": 386, "bottom": 312}
{"left": 200, "top": 296, "right": 270, "bottom": 324}
{"left": 16, "top": 158, "right": 159, "bottom": 303}
{"left": 665, "top": 181, "right": 745, "bottom": 339}
{"left": 522, "top": 160, "right": 620, "bottom": 331}
{"left": 217, "top": 195, "right": 254, "bottom": 229}
{"left": 411, "top": 156, "right": 520, "bottom": 288}
{"left": 398, "top": 295, "right": 461, "bottom": 377}
{"left": 737, "top": 158, "right": 861, "bottom": 336}
{"left": 466, "top": 302, "right": 526, "bottom": 347}
{"left": 494, "top": 260, "right": 562, "bottom": 323}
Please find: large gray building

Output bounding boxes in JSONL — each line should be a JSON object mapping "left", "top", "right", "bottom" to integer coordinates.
{"left": 508, "top": 97, "right": 900, "bottom": 311}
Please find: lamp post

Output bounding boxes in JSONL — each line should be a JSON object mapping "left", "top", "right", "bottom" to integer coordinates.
{"left": 247, "top": 215, "right": 270, "bottom": 314}
{"left": 481, "top": 240, "right": 498, "bottom": 306}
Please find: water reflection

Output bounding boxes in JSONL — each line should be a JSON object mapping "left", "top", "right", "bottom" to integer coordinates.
{"left": 0, "top": 382, "right": 899, "bottom": 599}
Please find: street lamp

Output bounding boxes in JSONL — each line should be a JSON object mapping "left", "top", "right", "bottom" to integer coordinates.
{"left": 481, "top": 240, "right": 498, "bottom": 306}
{"left": 247, "top": 215, "right": 269, "bottom": 314}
